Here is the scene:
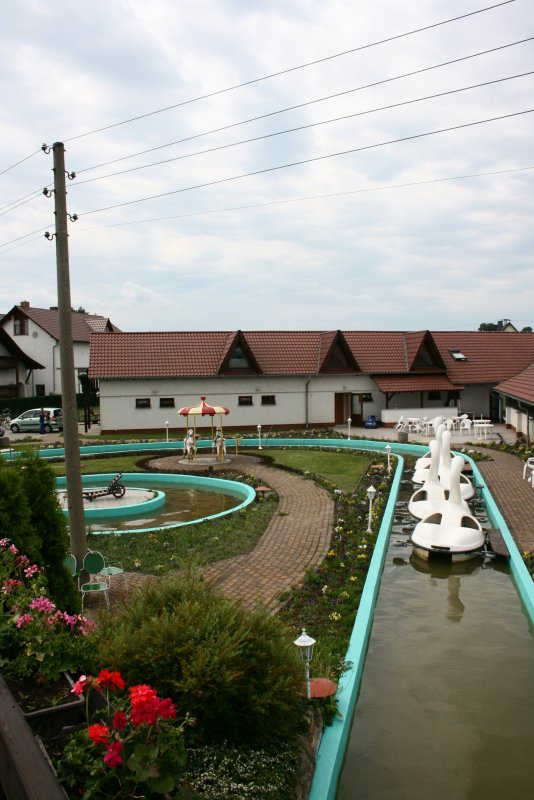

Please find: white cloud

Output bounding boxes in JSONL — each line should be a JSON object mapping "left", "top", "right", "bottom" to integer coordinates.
{"left": 1, "top": 0, "right": 533, "bottom": 331}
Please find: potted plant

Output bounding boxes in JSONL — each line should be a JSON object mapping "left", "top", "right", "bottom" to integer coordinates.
{"left": 56, "top": 670, "right": 192, "bottom": 798}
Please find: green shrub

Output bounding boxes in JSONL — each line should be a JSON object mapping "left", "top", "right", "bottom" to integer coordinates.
{"left": 96, "top": 572, "right": 305, "bottom": 745}
{"left": 0, "top": 453, "right": 79, "bottom": 612}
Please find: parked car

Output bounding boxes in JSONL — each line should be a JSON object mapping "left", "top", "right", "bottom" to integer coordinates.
{"left": 9, "top": 408, "right": 63, "bottom": 434}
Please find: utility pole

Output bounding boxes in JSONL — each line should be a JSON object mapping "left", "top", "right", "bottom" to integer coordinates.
{"left": 45, "top": 141, "right": 87, "bottom": 566}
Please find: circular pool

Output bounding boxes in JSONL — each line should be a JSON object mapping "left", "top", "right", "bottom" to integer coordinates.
{"left": 55, "top": 472, "right": 256, "bottom": 535}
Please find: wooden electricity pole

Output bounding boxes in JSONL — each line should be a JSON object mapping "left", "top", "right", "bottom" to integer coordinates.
{"left": 48, "top": 141, "right": 87, "bottom": 566}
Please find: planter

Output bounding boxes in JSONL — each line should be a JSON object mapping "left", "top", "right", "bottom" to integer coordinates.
{"left": 12, "top": 672, "right": 107, "bottom": 742}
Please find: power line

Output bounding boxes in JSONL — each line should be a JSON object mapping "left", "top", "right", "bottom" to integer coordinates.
{"left": 75, "top": 35, "right": 533, "bottom": 176}
{"left": 0, "top": 188, "right": 46, "bottom": 217}
{"left": 0, "top": 148, "right": 42, "bottom": 177}
{"left": 71, "top": 71, "right": 534, "bottom": 188}
{"left": 0, "top": 224, "right": 55, "bottom": 250}
{"left": 2, "top": 164, "right": 532, "bottom": 251}
{"left": 63, "top": 1, "right": 516, "bottom": 143}
{"left": 72, "top": 166, "right": 534, "bottom": 231}
{"left": 78, "top": 109, "right": 534, "bottom": 218}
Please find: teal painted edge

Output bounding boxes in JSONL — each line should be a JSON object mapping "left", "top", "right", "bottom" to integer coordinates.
{"left": 308, "top": 452, "right": 404, "bottom": 800}
{"left": 59, "top": 489, "right": 166, "bottom": 520}
{"left": 54, "top": 472, "right": 256, "bottom": 535}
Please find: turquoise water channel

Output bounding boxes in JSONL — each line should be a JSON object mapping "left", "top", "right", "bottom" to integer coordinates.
{"left": 336, "top": 475, "right": 534, "bottom": 800}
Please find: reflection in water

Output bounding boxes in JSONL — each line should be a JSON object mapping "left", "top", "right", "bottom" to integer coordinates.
{"left": 338, "top": 484, "right": 534, "bottom": 800}
{"left": 90, "top": 482, "right": 240, "bottom": 532}
{"left": 446, "top": 576, "right": 464, "bottom": 622}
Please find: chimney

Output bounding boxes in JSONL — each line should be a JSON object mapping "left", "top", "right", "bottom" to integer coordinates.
{"left": 20, "top": 300, "right": 30, "bottom": 309}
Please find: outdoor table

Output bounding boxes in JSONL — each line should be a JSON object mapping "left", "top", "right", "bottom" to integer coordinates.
{"left": 473, "top": 421, "right": 493, "bottom": 440}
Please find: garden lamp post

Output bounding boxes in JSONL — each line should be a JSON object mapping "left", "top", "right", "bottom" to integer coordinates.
{"left": 347, "top": 417, "right": 352, "bottom": 440}
{"left": 385, "top": 444, "right": 392, "bottom": 474}
{"left": 294, "top": 628, "right": 316, "bottom": 699}
{"left": 257, "top": 424, "right": 262, "bottom": 450}
{"left": 165, "top": 421, "right": 169, "bottom": 443}
{"left": 366, "top": 484, "right": 377, "bottom": 533}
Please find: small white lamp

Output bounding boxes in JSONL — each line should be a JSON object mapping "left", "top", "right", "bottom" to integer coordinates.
{"left": 257, "top": 424, "right": 262, "bottom": 450}
{"left": 385, "top": 444, "right": 391, "bottom": 474}
{"left": 293, "top": 628, "right": 316, "bottom": 699}
{"left": 366, "top": 484, "right": 377, "bottom": 533}
{"left": 347, "top": 417, "right": 352, "bottom": 440}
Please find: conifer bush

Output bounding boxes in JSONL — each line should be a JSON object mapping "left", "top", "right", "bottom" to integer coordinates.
{"left": 96, "top": 572, "right": 305, "bottom": 745}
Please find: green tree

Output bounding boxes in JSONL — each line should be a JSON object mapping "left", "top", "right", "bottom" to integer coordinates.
{"left": 0, "top": 459, "right": 40, "bottom": 558}
{"left": 478, "top": 322, "right": 498, "bottom": 331}
{"left": 18, "top": 452, "right": 80, "bottom": 611}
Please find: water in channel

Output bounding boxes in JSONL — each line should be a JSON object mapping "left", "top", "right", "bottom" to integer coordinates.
{"left": 337, "top": 474, "right": 534, "bottom": 800}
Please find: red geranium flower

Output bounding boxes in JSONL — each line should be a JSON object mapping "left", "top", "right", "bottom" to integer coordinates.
{"left": 103, "top": 740, "right": 123, "bottom": 768}
{"left": 88, "top": 723, "right": 109, "bottom": 745}
{"left": 112, "top": 710, "right": 128, "bottom": 732}
{"left": 97, "top": 669, "right": 125, "bottom": 691}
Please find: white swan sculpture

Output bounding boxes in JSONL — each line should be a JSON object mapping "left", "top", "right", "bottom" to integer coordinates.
{"left": 411, "top": 456, "right": 485, "bottom": 561}
{"left": 437, "top": 431, "right": 475, "bottom": 500}
{"left": 408, "top": 440, "right": 469, "bottom": 520}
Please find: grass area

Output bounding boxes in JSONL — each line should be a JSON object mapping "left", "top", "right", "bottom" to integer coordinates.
{"left": 88, "top": 494, "right": 277, "bottom": 575}
{"left": 256, "top": 448, "right": 369, "bottom": 493}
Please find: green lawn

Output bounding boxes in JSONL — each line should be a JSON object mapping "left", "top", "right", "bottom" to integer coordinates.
{"left": 253, "top": 447, "right": 370, "bottom": 493}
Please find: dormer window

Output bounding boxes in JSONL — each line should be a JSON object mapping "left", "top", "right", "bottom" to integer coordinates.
{"left": 228, "top": 345, "right": 250, "bottom": 369}
{"left": 449, "top": 349, "right": 467, "bottom": 361}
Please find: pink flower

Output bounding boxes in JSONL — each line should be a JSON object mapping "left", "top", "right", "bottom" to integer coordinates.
{"left": 24, "top": 564, "right": 40, "bottom": 578}
{"left": 103, "top": 740, "right": 123, "bottom": 768}
{"left": 71, "top": 676, "right": 88, "bottom": 696}
{"left": 29, "top": 596, "right": 55, "bottom": 614}
{"left": 63, "top": 612, "right": 78, "bottom": 629}
{"left": 9, "top": 544, "right": 18, "bottom": 555}
{"left": 2, "top": 579, "right": 22, "bottom": 594}
{"left": 88, "top": 723, "right": 109, "bottom": 745}
{"left": 17, "top": 555, "right": 30, "bottom": 568}
{"left": 16, "top": 613, "right": 33, "bottom": 628}
{"left": 0, "top": 538, "right": 9, "bottom": 547}
{"left": 112, "top": 710, "right": 128, "bottom": 732}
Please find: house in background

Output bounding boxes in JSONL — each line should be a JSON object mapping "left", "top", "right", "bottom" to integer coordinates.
{"left": 88, "top": 329, "right": 534, "bottom": 435}
{"left": 495, "top": 361, "right": 534, "bottom": 443}
{"left": 0, "top": 301, "right": 119, "bottom": 398}
{"left": 0, "top": 327, "right": 44, "bottom": 401}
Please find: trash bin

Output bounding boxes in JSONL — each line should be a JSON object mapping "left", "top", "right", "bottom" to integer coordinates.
{"left": 397, "top": 431, "right": 408, "bottom": 443}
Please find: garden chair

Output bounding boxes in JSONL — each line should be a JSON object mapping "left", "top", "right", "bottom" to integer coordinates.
{"left": 80, "top": 551, "right": 110, "bottom": 611}
{"left": 394, "top": 416, "right": 406, "bottom": 431}
{"left": 63, "top": 553, "right": 78, "bottom": 580}
{"left": 98, "top": 554, "right": 128, "bottom": 591}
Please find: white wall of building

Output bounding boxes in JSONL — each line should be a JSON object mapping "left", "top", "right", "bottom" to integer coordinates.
{"left": 1, "top": 317, "right": 90, "bottom": 396}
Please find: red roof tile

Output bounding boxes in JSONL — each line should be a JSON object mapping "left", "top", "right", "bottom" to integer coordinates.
{"left": 373, "top": 375, "right": 461, "bottom": 393}
{"left": 495, "top": 361, "right": 534, "bottom": 405}
{"left": 89, "top": 329, "right": 534, "bottom": 385}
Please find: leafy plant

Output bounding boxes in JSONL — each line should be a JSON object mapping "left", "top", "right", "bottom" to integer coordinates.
{"left": 57, "top": 669, "right": 192, "bottom": 799}
{"left": 95, "top": 571, "right": 305, "bottom": 745}
{"left": 0, "top": 538, "right": 97, "bottom": 682}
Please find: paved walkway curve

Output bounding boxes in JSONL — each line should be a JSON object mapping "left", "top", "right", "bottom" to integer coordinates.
{"left": 476, "top": 448, "right": 534, "bottom": 554}
{"left": 109, "top": 455, "right": 335, "bottom": 613}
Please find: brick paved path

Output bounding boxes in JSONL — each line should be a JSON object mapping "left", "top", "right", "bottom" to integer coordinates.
{"left": 477, "top": 448, "right": 534, "bottom": 554}
{"left": 103, "top": 455, "right": 334, "bottom": 613}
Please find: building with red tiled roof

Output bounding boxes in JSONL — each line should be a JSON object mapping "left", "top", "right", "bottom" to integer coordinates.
{"left": 88, "top": 329, "right": 534, "bottom": 434}
{"left": 495, "top": 362, "right": 534, "bottom": 442}
{"left": 1, "top": 301, "right": 120, "bottom": 398}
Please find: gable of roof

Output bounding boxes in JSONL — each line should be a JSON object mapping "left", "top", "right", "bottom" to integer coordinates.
{"left": 495, "top": 360, "right": 534, "bottom": 406}
{"left": 2, "top": 304, "right": 120, "bottom": 343}
{"left": 318, "top": 330, "right": 360, "bottom": 373}
{"left": 404, "top": 331, "right": 446, "bottom": 372}
{"left": 0, "top": 328, "right": 44, "bottom": 369}
{"left": 217, "top": 331, "right": 263, "bottom": 375}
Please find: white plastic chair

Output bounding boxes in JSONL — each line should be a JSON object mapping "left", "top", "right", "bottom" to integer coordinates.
{"left": 522, "top": 458, "right": 534, "bottom": 485}
{"left": 459, "top": 418, "right": 472, "bottom": 436}
{"left": 395, "top": 416, "right": 406, "bottom": 431}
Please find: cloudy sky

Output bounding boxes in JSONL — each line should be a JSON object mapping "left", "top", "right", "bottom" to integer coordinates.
{"left": 1, "top": 0, "right": 533, "bottom": 333}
